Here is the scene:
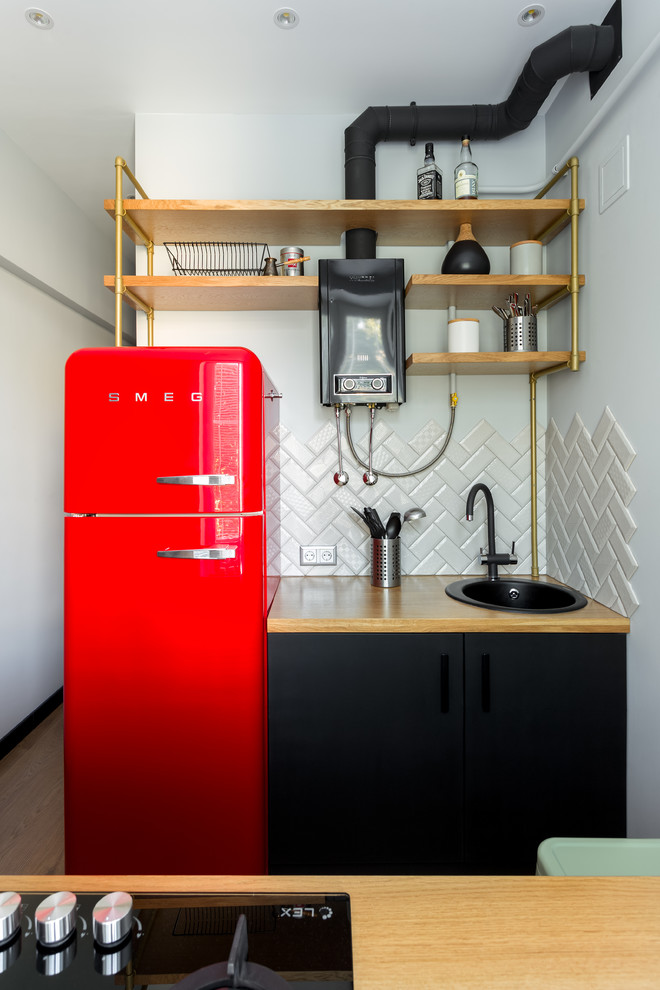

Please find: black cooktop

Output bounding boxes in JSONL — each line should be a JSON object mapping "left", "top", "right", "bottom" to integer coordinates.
{"left": 0, "top": 891, "right": 353, "bottom": 988}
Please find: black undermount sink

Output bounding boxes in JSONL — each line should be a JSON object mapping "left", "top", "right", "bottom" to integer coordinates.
{"left": 445, "top": 577, "right": 588, "bottom": 614}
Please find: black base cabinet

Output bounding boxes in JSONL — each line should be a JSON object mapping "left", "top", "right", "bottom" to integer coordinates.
{"left": 463, "top": 633, "right": 627, "bottom": 873}
{"left": 267, "top": 632, "right": 626, "bottom": 875}
{"left": 267, "top": 633, "right": 464, "bottom": 874}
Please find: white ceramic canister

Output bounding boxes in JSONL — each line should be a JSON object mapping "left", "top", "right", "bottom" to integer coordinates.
{"left": 447, "top": 318, "right": 479, "bottom": 352}
{"left": 510, "top": 239, "right": 542, "bottom": 275}
{"left": 279, "top": 246, "right": 305, "bottom": 275}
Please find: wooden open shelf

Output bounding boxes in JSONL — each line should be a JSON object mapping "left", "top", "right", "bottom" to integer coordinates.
{"left": 105, "top": 198, "right": 582, "bottom": 248}
{"left": 405, "top": 351, "right": 587, "bottom": 376}
{"left": 405, "top": 274, "right": 585, "bottom": 311}
{"left": 107, "top": 188, "right": 586, "bottom": 384}
{"left": 104, "top": 275, "right": 319, "bottom": 311}
{"left": 105, "top": 273, "right": 584, "bottom": 314}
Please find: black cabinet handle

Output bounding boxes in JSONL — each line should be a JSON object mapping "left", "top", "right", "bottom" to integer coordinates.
{"left": 440, "top": 653, "right": 449, "bottom": 713}
{"left": 481, "top": 653, "right": 491, "bottom": 713}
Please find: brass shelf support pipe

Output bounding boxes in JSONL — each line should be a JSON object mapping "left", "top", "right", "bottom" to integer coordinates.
{"left": 114, "top": 156, "right": 154, "bottom": 346}
{"left": 529, "top": 362, "right": 569, "bottom": 578}
{"left": 535, "top": 285, "right": 570, "bottom": 312}
{"left": 534, "top": 156, "right": 581, "bottom": 370}
{"left": 529, "top": 157, "right": 582, "bottom": 577}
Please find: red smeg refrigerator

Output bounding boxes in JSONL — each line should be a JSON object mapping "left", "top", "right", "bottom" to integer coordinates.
{"left": 63, "top": 346, "right": 280, "bottom": 874}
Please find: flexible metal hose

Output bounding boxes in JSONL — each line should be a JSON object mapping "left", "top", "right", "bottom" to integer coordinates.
{"left": 344, "top": 401, "right": 456, "bottom": 480}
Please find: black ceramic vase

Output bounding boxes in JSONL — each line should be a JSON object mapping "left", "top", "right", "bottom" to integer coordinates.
{"left": 441, "top": 222, "right": 490, "bottom": 275}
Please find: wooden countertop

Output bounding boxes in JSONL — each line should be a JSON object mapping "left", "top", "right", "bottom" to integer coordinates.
{"left": 5, "top": 874, "right": 659, "bottom": 988}
{"left": 267, "top": 575, "right": 630, "bottom": 633}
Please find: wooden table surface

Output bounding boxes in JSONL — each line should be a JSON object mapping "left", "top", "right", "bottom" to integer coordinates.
{"left": 267, "top": 575, "right": 630, "bottom": 633}
{"left": 3, "top": 874, "right": 659, "bottom": 988}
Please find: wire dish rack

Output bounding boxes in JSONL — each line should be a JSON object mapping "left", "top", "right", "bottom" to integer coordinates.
{"left": 164, "top": 242, "right": 269, "bottom": 276}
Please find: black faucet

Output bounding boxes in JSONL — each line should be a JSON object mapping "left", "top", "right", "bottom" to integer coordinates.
{"left": 465, "top": 482, "right": 517, "bottom": 580}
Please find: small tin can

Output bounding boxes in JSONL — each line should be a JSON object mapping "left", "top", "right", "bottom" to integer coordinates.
{"left": 280, "top": 246, "right": 305, "bottom": 276}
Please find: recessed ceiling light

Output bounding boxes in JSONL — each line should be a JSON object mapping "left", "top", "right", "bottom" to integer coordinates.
{"left": 25, "top": 7, "right": 54, "bottom": 29}
{"left": 517, "top": 5, "right": 545, "bottom": 26}
{"left": 274, "top": 7, "right": 300, "bottom": 29}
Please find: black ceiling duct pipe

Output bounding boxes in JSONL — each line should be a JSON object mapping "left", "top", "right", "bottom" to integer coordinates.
{"left": 344, "top": 24, "right": 615, "bottom": 258}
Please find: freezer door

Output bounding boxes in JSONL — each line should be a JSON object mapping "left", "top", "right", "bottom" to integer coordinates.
{"left": 64, "top": 347, "right": 269, "bottom": 514}
{"left": 64, "top": 514, "right": 267, "bottom": 875}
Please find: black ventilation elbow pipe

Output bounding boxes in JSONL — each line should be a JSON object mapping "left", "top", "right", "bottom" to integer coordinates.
{"left": 344, "top": 23, "right": 615, "bottom": 258}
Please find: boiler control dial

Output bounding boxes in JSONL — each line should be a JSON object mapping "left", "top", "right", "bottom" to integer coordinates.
{"left": 35, "top": 891, "right": 77, "bottom": 946}
{"left": 93, "top": 891, "right": 133, "bottom": 946}
{"left": 0, "top": 892, "right": 21, "bottom": 944}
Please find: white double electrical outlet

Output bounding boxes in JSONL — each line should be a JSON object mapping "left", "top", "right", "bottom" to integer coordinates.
{"left": 299, "top": 545, "right": 337, "bottom": 566}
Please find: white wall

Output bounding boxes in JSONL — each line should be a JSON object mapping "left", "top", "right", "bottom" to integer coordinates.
{"left": 135, "top": 113, "right": 548, "bottom": 443}
{"left": 0, "top": 128, "right": 116, "bottom": 327}
{"left": 545, "top": 22, "right": 660, "bottom": 834}
{"left": 135, "top": 115, "right": 555, "bottom": 580}
{"left": 0, "top": 129, "right": 114, "bottom": 740}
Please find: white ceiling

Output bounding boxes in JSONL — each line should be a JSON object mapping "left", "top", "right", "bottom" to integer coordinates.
{"left": 0, "top": 0, "right": 613, "bottom": 228}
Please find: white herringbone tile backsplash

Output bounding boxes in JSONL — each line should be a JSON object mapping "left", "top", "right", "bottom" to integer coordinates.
{"left": 278, "top": 416, "right": 546, "bottom": 580}
{"left": 546, "top": 408, "right": 638, "bottom": 617}
{"left": 276, "top": 405, "right": 639, "bottom": 617}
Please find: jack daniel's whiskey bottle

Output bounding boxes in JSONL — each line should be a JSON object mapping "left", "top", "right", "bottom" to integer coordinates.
{"left": 417, "top": 143, "right": 443, "bottom": 200}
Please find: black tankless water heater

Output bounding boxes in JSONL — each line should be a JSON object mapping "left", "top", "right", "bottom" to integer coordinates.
{"left": 319, "top": 258, "right": 406, "bottom": 406}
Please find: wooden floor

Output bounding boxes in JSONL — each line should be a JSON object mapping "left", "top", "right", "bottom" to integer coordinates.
{"left": 0, "top": 706, "right": 64, "bottom": 874}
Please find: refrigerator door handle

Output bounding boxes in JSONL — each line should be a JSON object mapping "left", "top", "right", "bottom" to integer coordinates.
{"left": 157, "top": 474, "right": 236, "bottom": 486}
{"left": 157, "top": 547, "right": 237, "bottom": 560}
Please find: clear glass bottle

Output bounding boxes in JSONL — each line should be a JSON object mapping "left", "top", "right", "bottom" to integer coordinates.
{"left": 454, "top": 136, "right": 478, "bottom": 200}
{"left": 417, "top": 142, "right": 443, "bottom": 200}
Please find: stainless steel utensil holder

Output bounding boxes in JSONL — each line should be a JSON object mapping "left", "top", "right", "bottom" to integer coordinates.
{"left": 504, "top": 315, "right": 537, "bottom": 351}
{"left": 371, "top": 537, "right": 401, "bottom": 588}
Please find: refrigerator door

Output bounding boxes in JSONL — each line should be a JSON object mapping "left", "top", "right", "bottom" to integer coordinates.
{"left": 64, "top": 513, "right": 267, "bottom": 875}
{"left": 64, "top": 347, "right": 267, "bottom": 514}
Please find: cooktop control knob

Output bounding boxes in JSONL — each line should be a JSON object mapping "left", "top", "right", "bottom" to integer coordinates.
{"left": 35, "top": 891, "right": 77, "bottom": 946}
{"left": 93, "top": 891, "right": 133, "bottom": 946}
{"left": 0, "top": 892, "right": 21, "bottom": 944}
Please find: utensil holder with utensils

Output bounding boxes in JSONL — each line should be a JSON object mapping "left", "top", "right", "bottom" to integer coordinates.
{"left": 371, "top": 537, "right": 401, "bottom": 588}
{"left": 493, "top": 294, "right": 538, "bottom": 352}
{"left": 504, "top": 315, "right": 537, "bottom": 351}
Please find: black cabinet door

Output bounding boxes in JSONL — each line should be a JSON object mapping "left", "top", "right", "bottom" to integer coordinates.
{"left": 268, "top": 632, "right": 463, "bottom": 873}
{"left": 464, "top": 633, "right": 627, "bottom": 874}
